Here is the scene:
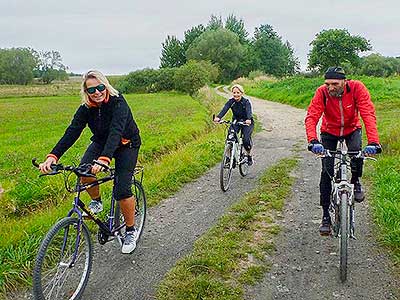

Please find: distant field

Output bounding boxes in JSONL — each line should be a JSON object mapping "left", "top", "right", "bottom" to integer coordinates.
{"left": 242, "top": 75, "right": 400, "bottom": 262}
{"left": 0, "top": 86, "right": 227, "bottom": 295}
{"left": 0, "top": 75, "right": 125, "bottom": 98}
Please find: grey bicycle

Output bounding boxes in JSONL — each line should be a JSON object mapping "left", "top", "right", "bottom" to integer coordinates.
{"left": 217, "top": 119, "right": 251, "bottom": 192}
{"left": 319, "top": 140, "right": 376, "bottom": 282}
{"left": 31, "top": 159, "right": 146, "bottom": 300}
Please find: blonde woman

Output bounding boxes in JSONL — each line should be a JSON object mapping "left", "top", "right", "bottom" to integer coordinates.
{"left": 38, "top": 70, "right": 141, "bottom": 254}
{"left": 214, "top": 84, "right": 254, "bottom": 165}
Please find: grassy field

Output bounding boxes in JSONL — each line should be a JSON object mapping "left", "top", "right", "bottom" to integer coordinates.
{"left": 240, "top": 75, "right": 400, "bottom": 262}
{"left": 0, "top": 84, "right": 227, "bottom": 295}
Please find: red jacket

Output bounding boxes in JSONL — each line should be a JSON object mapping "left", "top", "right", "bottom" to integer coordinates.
{"left": 305, "top": 80, "right": 379, "bottom": 144}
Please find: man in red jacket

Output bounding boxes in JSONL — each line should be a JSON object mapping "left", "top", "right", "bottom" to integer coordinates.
{"left": 305, "top": 67, "right": 381, "bottom": 235}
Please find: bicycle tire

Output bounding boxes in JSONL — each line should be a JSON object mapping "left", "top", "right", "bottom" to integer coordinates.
{"left": 339, "top": 193, "right": 349, "bottom": 282}
{"left": 220, "top": 143, "right": 233, "bottom": 192}
{"left": 114, "top": 179, "right": 147, "bottom": 245}
{"left": 32, "top": 217, "right": 92, "bottom": 300}
{"left": 239, "top": 145, "right": 249, "bottom": 177}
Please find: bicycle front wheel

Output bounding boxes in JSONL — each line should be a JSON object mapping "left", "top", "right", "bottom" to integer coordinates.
{"left": 339, "top": 193, "right": 349, "bottom": 282}
{"left": 33, "top": 217, "right": 92, "bottom": 300}
{"left": 239, "top": 145, "right": 249, "bottom": 177}
{"left": 220, "top": 143, "right": 233, "bottom": 192}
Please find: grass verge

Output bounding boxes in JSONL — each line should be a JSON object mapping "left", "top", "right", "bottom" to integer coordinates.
{"left": 156, "top": 158, "right": 299, "bottom": 300}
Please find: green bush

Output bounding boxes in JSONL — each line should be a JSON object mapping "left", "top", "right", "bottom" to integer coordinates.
{"left": 174, "top": 60, "right": 214, "bottom": 95}
{"left": 115, "top": 68, "right": 176, "bottom": 94}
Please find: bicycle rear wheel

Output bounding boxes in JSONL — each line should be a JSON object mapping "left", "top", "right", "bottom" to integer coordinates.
{"left": 339, "top": 193, "right": 349, "bottom": 282}
{"left": 114, "top": 180, "right": 147, "bottom": 244}
{"left": 33, "top": 217, "right": 92, "bottom": 300}
{"left": 239, "top": 145, "right": 249, "bottom": 177}
{"left": 220, "top": 143, "right": 233, "bottom": 192}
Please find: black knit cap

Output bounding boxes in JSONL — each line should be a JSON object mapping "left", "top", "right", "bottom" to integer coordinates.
{"left": 324, "top": 66, "right": 346, "bottom": 79}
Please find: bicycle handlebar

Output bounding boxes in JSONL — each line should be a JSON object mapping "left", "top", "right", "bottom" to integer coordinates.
{"left": 215, "top": 119, "right": 249, "bottom": 126}
{"left": 316, "top": 150, "right": 377, "bottom": 161}
{"left": 32, "top": 158, "right": 112, "bottom": 178}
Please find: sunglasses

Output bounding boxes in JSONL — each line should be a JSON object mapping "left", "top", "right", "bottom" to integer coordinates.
{"left": 86, "top": 84, "right": 106, "bottom": 94}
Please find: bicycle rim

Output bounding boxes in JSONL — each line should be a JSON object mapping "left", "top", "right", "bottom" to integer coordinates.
{"left": 115, "top": 180, "right": 147, "bottom": 244}
{"left": 220, "top": 144, "right": 233, "bottom": 192}
{"left": 133, "top": 180, "right": 146, "bottom": 242}
{"left": 339, "top": 193, "right": 349, "bottom": 282}
{"left": 239, "top": 145, "right": 249, "bottom": 177}
{"left": 33, "top": 217, "right": 92, "bottom": 300}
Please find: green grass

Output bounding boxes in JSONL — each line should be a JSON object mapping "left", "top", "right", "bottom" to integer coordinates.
{"left": 0, "top": 87, "right": 228, "bottom": 296}
{"left": 0, "top": 92, "right": 210, "bottom": 217}
{"left": 243, "top": 75, "right": 400, "bottom": 263}
{"left": 156, "top": 158, "right": 299, "bottom": 300}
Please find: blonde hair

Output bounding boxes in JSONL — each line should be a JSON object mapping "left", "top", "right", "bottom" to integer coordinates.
{"left": 231, "top": 84, "right": 244, "bottom": 94}
{"left": 80, "top": 70, "right": 119, "bottom": 105}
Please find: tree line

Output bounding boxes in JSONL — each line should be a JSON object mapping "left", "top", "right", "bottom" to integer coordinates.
{"left": 117, "top": 15, "right": 399, "bottom": 96}
{"left": 0, "top": 48, "right": 68, "bottom": 84}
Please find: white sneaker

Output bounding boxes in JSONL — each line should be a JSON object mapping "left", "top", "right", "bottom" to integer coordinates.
{"left": 82, "top": 200, "right": 103, "bottom": 216}
{"left": 121, "top": 229, "right": 137, "bottom": 254}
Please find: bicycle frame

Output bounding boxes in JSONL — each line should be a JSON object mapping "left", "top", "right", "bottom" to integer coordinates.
{"left": 328, "top": 140, "right": 356, "bottom": 239}
{"left": 224, "top": 121, "right": 246, "bottom": 168}
{"left": 64, "top": 165, "right": 145, "bottom": 265}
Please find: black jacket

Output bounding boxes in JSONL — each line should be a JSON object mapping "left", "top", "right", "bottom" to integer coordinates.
{"left": 51, "top": 94, "right": 141, "bottom": 160}
{"left": 217, "top": 97, "right": 253, "bottom": 121}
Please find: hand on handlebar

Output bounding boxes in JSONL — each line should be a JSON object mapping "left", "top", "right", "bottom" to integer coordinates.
{"left": 363, "top": 144, "right": 382, "bottom": 156}
{"left": 244, "top": 119, "right": 252, "bottom": 125}
{"left": 213, "top": 116, "right": 221, "bottom": 123}
{"left": 91, "top": 159, "right": 110, "bottom": 174}
{"left": 308, "top": 140, "right": 325, "bottom": 154}
{"left": 38, "top": 156, "right": 57, "bottom": 174}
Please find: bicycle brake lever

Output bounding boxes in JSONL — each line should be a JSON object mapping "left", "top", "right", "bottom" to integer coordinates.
{"left": 39, "top": 171, "right": 61, "bottom": 177}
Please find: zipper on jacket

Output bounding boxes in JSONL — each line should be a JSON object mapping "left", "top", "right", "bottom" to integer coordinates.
{"left": 339, "top": 97, "right": 344, "bottom": 136}
{"left": 97, "top": 107, "right": 102, "bottom": 132}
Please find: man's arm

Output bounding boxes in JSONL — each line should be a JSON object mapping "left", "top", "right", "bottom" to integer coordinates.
{"left": 305, "top": 88, "right": 325, "bottom": 142}
{"left": 354, "top": 81, "right": 380, "bottom": 144}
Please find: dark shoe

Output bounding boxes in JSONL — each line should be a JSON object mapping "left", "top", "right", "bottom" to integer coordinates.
{"left": 354, "top": 181, "right": 365, "bottom": 203}
{"left": 319, "top": 216, "right": 332, "bottom": 236}
{"left": 247, "top": 155, "right": 253, "bottom": 166}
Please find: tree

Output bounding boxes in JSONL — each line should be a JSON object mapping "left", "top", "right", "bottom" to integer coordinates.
{"left": 186, "top": 28, "right": 245, "bottom": 82}
{"left": 308, "top": 29, "right": 371, "bottom": 72}
{"left": 34, "top": 50, "right": 68, "bottom": 84}
{"left": 251, "top": 25, "right": 299, "bottom": 77}
{"left": 357, "top": 53, "right": 400, "bottom": 77}
{"left": 160, "top": 35, "right": 186, "bottom": 68}
{"left": 182, "top": 24, "right": 206, "bottom": 51}
{"left": 225, "top": 14, "right": 249, "bottom": 44}
{"left": 0, "top": 48, "right": 37, "bottom": 84}
{"left": 207, "top": 15, "right": 223, "bottom": 31}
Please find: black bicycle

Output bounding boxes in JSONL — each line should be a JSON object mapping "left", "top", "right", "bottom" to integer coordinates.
{"left": 31, "top": 159, "right": 146, "bottom": 300}
{"left": 217, "top": 119, "right": 251, "bottom": 192}
{"left": 319, "top": 140, "right": 376, "bottom": 282}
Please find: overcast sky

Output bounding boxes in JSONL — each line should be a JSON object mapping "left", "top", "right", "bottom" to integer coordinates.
{"left": 1, "top": 0, "right": 399, "bottom": 75}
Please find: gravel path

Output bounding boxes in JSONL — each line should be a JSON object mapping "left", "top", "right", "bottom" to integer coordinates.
{"left": 15, "top": 89, "right": 398, "bottom": 300}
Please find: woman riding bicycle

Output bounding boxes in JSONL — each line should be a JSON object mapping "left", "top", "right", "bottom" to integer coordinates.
{"left": 38, "top": 70, "right": 141, "bottom": 254}
{"left": 214, "top": 84, "right": 254, "bottom": 165}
